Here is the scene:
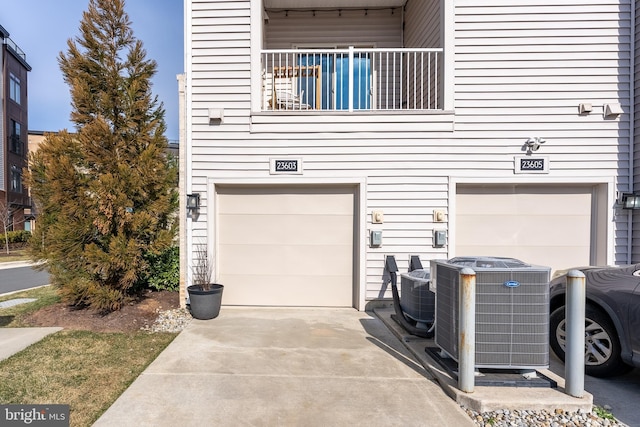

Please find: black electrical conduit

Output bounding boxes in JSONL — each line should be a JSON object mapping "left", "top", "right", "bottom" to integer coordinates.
{"left": 385, "top": 255, "right": 434, "bottom": 339}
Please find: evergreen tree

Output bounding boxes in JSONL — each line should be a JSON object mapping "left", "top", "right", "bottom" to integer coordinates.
{"left": 27, "top": 0, "right": 178, "bottom": 311}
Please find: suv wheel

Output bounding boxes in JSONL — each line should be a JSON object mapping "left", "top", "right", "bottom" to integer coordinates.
{"left": 549, "top": 304, "right": 632, "bottom": 377}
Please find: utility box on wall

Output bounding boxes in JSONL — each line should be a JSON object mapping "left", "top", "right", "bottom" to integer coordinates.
{"left": 433, "top": 230, "right": 446, "bottom": 247}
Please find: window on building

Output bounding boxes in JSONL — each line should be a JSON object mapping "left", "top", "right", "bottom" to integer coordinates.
{"left": 9, "top": 73, "right": 21, "bottom": 104}
{"left": 10, "top": 165, "right": 22, "bottom": 193}
{"left": 9, "top": 120, "right": 23, "bottom": 155}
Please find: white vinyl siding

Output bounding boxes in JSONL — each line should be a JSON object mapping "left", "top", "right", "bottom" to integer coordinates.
{"left": 264, "top": 8, "right": 402, "bottom": 49}
{"left": 404, "top": 0, "right": 440, "bottom": 48}
{"left": 453, "top": 1, "right": 630, "bottom": 266}
{"left": 187, "top": 0, "right": 629, "bottom": 306}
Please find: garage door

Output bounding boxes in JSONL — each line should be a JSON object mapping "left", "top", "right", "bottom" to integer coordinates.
{"left": 217, "top": 185, "right": 355, "bottom": 307}
{"left": 456, "top": 184, "right": 594, "bottom": 273}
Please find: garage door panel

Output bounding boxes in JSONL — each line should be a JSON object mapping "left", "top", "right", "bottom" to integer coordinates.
{"left": 217, "top": 185, "right": 355, "bottom": 307}
{"left": 457, "top": 215, "right": 523, "bottom": 245}
{"left": 219, "top": 214, "right": 353, "bottom": 246}
{"left": 222, "top": 274, "right": 353, "bottom": 307}
{"left": 458, "top": 186, "right": 593, "bottom": 216}
{"left": 456, "top": 245, "right": 590, "bottom": 271}
{"left": 458, "top": 215, "right": 591, "bottom": 247}
{"left": 220, "top": 244, "right": 353, "bottom": 276}
{"left": 218, "top": 190, "right": 353, "bottom": 215}
{"left": 456, "top": 184, "right": 594, "bottom": 273}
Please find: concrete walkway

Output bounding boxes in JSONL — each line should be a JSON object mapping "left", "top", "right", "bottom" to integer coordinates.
{"left": 94, "top": 307, "right": 474, "bottom": 427}
{"left": 0, "top": 327, "right": 62, "bottom": 361}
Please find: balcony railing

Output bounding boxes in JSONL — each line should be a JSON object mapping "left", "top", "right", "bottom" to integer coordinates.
{"left": 261, "top": 47, "right": 443, "bottom": 112}
{"left": 3, "top": 37, "right": 27, "bottom": 63}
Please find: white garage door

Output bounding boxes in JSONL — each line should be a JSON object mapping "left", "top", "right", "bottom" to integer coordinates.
{"left": 456, "top": 184, "right": 595, "bottom": 273}
{"left": 217, "top": 185, "right": 355, "bottom": 307}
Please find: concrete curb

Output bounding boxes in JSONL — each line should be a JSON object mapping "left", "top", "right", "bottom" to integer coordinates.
{"left": 0, "top": 261, "right": 33, "bottom": 270}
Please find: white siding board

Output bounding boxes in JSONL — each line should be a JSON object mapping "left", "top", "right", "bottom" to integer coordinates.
{"left": 456, "top": 5, "right": 629, "bottom": 14}
{"left": 456, "top": 45, "right": 628, "bottom": 54}
{"left": 457, "top": 60, "right": 629, "bottom": 69}
{"left": 192, "top": 25, "right": 251, "bottom": 34}
{"left": 192, "top": 63, "right": 251, "bottom": 73}
{"left": 192, "top": 32, "right": 250, "bottom": 41}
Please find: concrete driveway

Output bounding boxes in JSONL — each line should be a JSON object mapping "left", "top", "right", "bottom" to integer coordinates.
{"left": 94, "top": 307, "right": 473, "bottom": 426}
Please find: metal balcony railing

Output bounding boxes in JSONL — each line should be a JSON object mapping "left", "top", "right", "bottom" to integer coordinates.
{"left": 261, "top": 47, "right": 443, "bottom": 112}
{"left": 3, "top": 37, "right": 27, "bottom": 63}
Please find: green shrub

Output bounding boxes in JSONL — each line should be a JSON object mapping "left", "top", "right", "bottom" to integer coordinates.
{"left": 144, "top": 246, "right": 179, "bottom": 292}
{"left": 0, "top": 230, "right": 31, "bottom": 244}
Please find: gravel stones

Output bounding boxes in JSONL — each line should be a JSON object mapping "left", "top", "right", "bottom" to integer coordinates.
{"left": 464, "top": 407, "right": 625, "bottom": 427}
{"left": 141, "top": 307, "right": 193, "bottom": 333}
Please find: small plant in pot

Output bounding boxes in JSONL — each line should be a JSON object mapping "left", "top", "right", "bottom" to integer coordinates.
{"left": 187, "top": 244, "right": 224, "bottom": 320}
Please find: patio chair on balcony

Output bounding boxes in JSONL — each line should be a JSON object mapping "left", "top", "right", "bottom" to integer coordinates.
{"left": 271, "top": 90, "right": 312, "bottom": 110}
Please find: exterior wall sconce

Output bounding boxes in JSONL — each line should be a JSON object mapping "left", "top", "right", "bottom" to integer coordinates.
{"left": 620, "top": 193, "right": 640, "bottom": 209}
{"left": 524, "top": 137, "right": 546, "bottom": 154}
{"left": 187, "top": 193, "right": 200, "bottom": 212}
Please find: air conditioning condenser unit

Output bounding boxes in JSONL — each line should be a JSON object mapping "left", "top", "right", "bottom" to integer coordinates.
{"left": 430, "top": 257, "right": 551, "bottom": 370}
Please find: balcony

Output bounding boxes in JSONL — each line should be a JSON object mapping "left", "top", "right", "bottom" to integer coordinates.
{"left": 261, "top": 47, "right": 443, "bottom": 113}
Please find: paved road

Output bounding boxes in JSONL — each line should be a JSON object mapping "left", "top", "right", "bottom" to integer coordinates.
{"left": 0, "top": 263, "right": 50, "bottom": 295}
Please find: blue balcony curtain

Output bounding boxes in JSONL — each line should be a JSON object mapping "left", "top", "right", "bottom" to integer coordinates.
{"left": 297, "top": 52, "right": 371, "bottom": 110}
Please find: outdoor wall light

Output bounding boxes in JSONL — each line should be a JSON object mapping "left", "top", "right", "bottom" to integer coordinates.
{"left": 620, "top": 193, "right": 640, "bottom": 210}
{"left": 524, "top": 137, "right": 546, "bottom": 154}
{"left": 186, "top": 193, "right": 200, "bottom": 211}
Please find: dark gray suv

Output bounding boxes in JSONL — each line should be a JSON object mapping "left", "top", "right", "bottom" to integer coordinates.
{"left": 549, "top": 264, "right": 640, "bottom": 377}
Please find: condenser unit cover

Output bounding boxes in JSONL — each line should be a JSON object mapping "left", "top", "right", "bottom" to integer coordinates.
{"left": 400, "top": 269, "right": 434, "bottom": 325}
{"left": 430, "top": 257, "right": 550, "bottom": 370}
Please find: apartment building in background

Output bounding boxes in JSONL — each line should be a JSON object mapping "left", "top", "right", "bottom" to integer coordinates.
{"left": 1, "top": 24, "right": 31, "bottom": 231}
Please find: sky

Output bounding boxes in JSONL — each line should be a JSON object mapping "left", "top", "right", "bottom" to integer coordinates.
{"left": 1, "top": 0, "right": 184, "bottom": 141}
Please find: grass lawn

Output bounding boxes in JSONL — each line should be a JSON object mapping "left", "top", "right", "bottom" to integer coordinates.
{"left": 0, "top": 248, "right": 30, "bottom": 263}
{"left": 0, "top": 287, "right": 177, "bottom": 427}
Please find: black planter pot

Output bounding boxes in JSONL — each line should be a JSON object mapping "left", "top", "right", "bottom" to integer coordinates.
{"left": 187, "top": 284, "right": 224, "bottom": 320}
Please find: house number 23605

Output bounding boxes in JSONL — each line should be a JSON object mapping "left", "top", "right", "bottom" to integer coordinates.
{"left": 515, "top": 155, "right": 548, "bottom": 174}
{"left": 520, "top": 159, "right": 544, "bottom": 170}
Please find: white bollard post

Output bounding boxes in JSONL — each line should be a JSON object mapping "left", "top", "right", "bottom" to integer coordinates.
{"left": 565, "top": 270, "right": 586, "bottom": 398}
{"left": 458, "top": 267, "right": 476, "bottom": 393}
